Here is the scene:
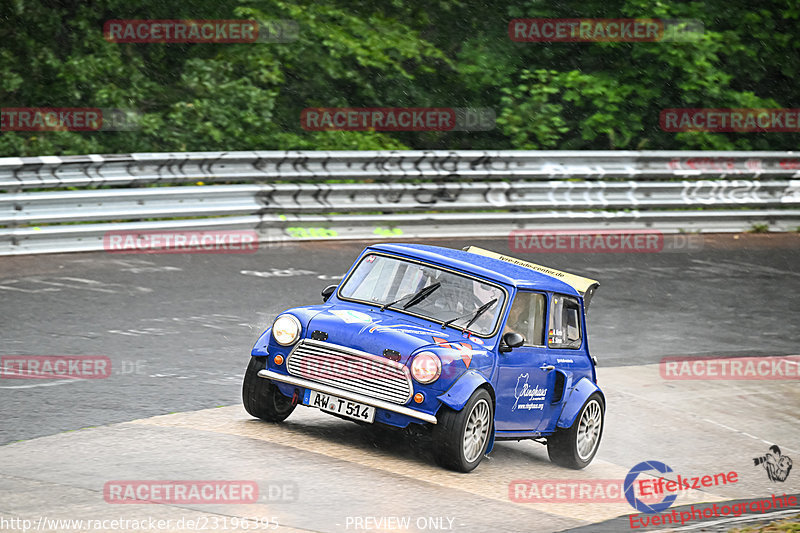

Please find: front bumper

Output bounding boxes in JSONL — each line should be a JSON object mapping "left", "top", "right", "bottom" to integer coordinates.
{"left": 258, "top": 369, "right": 438, "bottom": 425}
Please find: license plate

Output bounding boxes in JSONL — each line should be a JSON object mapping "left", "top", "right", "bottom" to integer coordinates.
{"left": 303, "top": 390, "right": 375, "bottom": 423}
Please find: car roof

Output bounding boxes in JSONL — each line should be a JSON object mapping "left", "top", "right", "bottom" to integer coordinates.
{"left": 366, "top": 243, "right": 581, "bottom": 297}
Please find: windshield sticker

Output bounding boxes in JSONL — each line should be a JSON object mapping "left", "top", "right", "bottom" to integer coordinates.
{"left": 330, "top": 309, "right": 372, "bottom": 324}
{"left": 513, "top": 373, "right": 548, "bottom": 411}
{"left": 367, "top": 324, "right": 444, "bottom": 336}
{"left": 467, "top": 334, "right": 484, "bottom": 345}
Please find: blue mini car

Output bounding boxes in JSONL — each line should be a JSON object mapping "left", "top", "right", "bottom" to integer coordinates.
{"left": 243, "top": 244, "right": 604, "bottom": 472}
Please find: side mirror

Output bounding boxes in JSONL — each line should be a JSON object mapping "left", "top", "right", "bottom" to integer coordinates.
{"left": 321, "top": 285, "right": 337, "bottom": 302}
{"left": 500, "top": 332, "right": 525, "bottom": 352}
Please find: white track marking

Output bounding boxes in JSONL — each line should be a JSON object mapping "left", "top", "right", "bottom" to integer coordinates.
{"left": 702, "top": 418, "right": 798, "bottom": 453}
{"left": 0, "top": 379, "right": 81, "bottom": 390}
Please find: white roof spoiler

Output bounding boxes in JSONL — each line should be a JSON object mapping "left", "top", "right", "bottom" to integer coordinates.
{"left": 464, "top": 246, "right": 600, "bottom": 308}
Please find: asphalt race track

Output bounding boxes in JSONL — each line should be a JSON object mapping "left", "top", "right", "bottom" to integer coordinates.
{"left": 1, "top": 234, "right": 798, "bottom": 532}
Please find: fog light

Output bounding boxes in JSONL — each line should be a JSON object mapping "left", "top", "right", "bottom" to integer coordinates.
{"left": 273, "top": 354, "right": 284, "bottom": 366}
{"left": 414, "top": 393, "right": 424, "bottom": 403}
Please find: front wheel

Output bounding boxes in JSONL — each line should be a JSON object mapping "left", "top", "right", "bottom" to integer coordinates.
{"left": 242, "top": 357, "right": 296, "bottom": 422}
{"left": 433, "top": 388, "right": 494, "bottom": 473}
{"left": 547, "top": 392, "right": 604, "bottom": 469}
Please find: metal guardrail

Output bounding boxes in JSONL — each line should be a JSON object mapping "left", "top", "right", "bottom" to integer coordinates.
{"left": 1, "top": 150, "right": 799, "bottom": 255}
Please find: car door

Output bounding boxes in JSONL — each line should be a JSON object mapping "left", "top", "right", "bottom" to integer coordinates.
{"left": 536, "top": 292, "right": 588, "bottom": 434}
{"left": 494, "top": 290, "right": 558, "bottom": 432}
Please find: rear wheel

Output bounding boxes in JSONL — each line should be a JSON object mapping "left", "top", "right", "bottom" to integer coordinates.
{"left": 242, "top": 357, "right": 295, "bottom": 422}
{"left": 547, "top": 392, "right": 604, "bottom": 469}
{"left": 433, "top": 388, "right": 493, "bottom": 472}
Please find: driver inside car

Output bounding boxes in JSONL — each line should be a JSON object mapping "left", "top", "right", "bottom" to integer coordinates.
{"left": 503, "top": 296, "right": 531, "bottom": 341}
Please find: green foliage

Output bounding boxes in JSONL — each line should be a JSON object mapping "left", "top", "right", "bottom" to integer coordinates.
{"left": 1, "top": 0, "right": 798, "bottom": 156}
{"left": 748, "top": 223, "right": 771, "bottom": 233}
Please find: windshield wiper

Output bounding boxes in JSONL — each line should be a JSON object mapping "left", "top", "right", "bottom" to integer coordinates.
{"left": 380, "top": 282, "right": 441, "bottom": 311}
{"left": 441, "top": 298, "right": 498, "bottom": 332}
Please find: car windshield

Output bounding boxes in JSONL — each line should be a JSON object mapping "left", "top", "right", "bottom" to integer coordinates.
{"left": 339, "top": 254, "right": 506, "bottom": 336}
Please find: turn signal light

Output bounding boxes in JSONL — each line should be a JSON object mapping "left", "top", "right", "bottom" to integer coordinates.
{"left": 414, "top": 393, "right": 424, "bottom": 403}
{"left": 273, "top": 354, "right": 284, "bottom": 366}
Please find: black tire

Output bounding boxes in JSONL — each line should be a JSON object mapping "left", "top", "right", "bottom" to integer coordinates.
{"left": 242, "top": 356, "right": 296, "bottom": 422}
{"left": 547, "top": 392, "right": 604, "bottom": 469}
{"left": 432, "top": 388, "right": 494, "bottom": 473}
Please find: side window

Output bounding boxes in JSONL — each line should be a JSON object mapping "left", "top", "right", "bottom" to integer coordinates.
{"left": 548, "top": 295, "right": 582, "bottom": 349}
{"left": 503, "top": 291, "right": 545, "bottom": 346}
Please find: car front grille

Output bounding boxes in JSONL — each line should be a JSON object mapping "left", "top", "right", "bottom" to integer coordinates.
{"left": 286, "top": 339, "right": 413, "bottom": 404}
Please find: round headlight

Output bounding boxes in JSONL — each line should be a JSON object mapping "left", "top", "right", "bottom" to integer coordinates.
{"left": 410, "top": 351, "right": 442, "bottom": 384}
{"left": 272, "top": 314, "right": 301, "bottom": 346}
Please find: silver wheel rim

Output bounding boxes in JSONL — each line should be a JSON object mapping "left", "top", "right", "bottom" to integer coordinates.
{"left": 576, "top": 399, "right": 602, "bottom": 461}
{"left": 462, "top": 398, "right": 491, "bottom": 463}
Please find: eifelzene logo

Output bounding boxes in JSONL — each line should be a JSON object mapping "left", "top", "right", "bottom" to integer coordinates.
{"left": 624, "top": 461, "right": 739, "bottom": 514}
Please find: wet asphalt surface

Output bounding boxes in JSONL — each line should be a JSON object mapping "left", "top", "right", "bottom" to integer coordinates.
{"left": 0, "top": 234, "right": 798, "bottom": 445}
